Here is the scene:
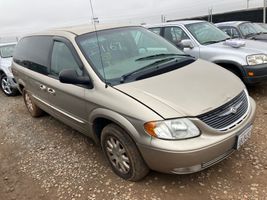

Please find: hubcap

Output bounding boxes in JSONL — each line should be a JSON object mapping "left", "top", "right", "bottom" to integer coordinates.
{"left": 25, "top": 93, "right": 34, "bottom": 112}
{"left": 106, "top": 136, "right": 130, "bottom": 174}
{"left": 1, "top": 76, "right": 13, "bottom": 95}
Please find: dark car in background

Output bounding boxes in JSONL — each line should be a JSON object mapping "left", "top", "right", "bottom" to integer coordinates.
{"left": 216, "top": 21, "right": 267, "bottom": 41}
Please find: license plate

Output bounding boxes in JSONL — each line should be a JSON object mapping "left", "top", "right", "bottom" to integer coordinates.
{"left": 236, "top": 126, "right": 253, "bottom": 150}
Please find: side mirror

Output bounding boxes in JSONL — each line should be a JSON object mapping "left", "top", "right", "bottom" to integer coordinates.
{"left": 59, "top": 69, "right": 92, "bottom": 86}
{"left": 180, "top": 39, "right": 194, "bottom": 49}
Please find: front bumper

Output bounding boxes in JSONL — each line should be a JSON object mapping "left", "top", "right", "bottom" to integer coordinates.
{"left": 243, "top": 64, "right": 267, "bottom": 84}
{"left": 137, "top": 97, "right": 256, "bottom": 174}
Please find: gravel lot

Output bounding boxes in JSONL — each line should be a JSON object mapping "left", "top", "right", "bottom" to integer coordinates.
{"left": 1, "top": 84, "right": 267, "bottom": 200}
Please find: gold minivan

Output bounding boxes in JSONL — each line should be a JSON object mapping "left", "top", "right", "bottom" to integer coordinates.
{"left": 12, "top": 25, "right": 256, "bottom": 181}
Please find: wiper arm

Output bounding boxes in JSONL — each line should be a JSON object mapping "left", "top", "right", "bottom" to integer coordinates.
{"left": 135, "top": 53, "right": 191, "bottom": 61}
{"left": 202, "top": 38, "right": 229, "bottom": 45}
{"left": 121, "top": 57, "right": 177, "bottom": 83}
{"left": 246, "top": 33, "right": 257, "bottom": 38}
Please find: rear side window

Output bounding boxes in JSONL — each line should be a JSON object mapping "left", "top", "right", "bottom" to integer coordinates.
{"left": 149, "top": 28, "right": 161, "bottom": 35}
{"left": 50, "top": 41, "right": 82, "bottom": 77}
{"left": 13, "top": 36, "right": 53, "bottom": 75}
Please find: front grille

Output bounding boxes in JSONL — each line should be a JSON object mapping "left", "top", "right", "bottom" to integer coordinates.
{"left": 198, "top": 90, "right": 249, "bottom": 131}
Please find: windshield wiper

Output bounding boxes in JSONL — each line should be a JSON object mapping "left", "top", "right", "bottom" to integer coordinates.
{"left": 202, "top": 38, "right": 230, "bottom": 45}
{"left": 120, "top": 57, "right": 178, "bottom": 83}
{"left": 246, "top": 33, "right": 258, "bottom": 38}
{"left": 135, "top": 53, "right": 191, "bottom": 61}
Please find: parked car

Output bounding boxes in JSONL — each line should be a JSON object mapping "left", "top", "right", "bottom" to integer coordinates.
{"left": 146, "top": 21, "right": 267, "bottom": 84}
{"left": 216, "top": 21, "right": 267, "bottom": 41}
{"left": 0, "top": 42, "right": 19, "bottom": 96}
{"left": 257, "top": 23, "right": 267, "bottom": 31}
{"left": 12, "top": 25, "right": 256, "bottom": 181}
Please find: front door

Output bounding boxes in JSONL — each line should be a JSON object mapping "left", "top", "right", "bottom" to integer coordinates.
{"left": 46, "top": 38, "right": 89, "bottom": 133}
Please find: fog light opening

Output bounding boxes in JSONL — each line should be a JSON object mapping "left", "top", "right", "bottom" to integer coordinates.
{"left": 248, "top": 71, "right": 254, "bottom": 77}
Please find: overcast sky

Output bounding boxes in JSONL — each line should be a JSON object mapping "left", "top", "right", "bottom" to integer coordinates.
{"left": 0, "top": 0, "right": 265, "bottom": 37}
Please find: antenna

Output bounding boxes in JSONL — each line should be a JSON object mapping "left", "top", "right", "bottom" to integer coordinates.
{"left": 89, "top": 0, "right": 108, "bottom": 88}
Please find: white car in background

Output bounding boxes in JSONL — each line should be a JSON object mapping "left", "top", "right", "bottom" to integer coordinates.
{"left": 0, "top": 42, "right": 19, "bottom": 96}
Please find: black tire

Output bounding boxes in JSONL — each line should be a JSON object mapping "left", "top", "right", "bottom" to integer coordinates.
{"left": 23, "top": 89, "right": 44, "bottom": 117}
{"left": 101, "top": 124, "right": 149, "bottom": 181}
{"left": 0, "top": 74, "right": 19, "bottom": 96}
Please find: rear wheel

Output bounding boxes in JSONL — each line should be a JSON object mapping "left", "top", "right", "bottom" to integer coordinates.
{"left": 0, "top": 74, "right": 18, "bottom": 96}
{"left": 23, "top": 89, "right": 44, "bottom": 117}
{"left": 101, "top": 124, "right": 149, "bottom": 181}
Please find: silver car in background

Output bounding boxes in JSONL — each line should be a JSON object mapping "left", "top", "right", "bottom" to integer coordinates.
{"left": 0, "top": 42, "right": 18, "bottom": 96}
{"left": 147, "top": 21, "right": 267, "bottom": 84}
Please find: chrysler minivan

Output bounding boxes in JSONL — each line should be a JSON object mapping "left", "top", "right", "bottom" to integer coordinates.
{"left": 12, "top": 25, "right": 256, "bottom": 181}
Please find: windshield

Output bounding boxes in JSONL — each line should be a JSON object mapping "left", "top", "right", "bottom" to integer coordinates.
{"left": 258, "top": 23, "right": 267, "bottom": 31}
{"left": 185, "top": 22, "right": 230, "bottom": 45}
{"left": 253, "top": 23, "right": 267, "bottom": 33}
{"left": 239, "top": 22, "right": 259, "bottom": 37}
{"left": 0, "top": 44, "right": 16, "bottom": 58}
{"left": 77, "top": 27, "right": 189, "bottom": 84}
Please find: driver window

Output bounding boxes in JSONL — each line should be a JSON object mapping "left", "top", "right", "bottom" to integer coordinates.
{"left": 222, "top": 27, "right": 240, "bottom": 38}
{"left": 164, "top": 27, "right": 189, "bottom": 44}
{"left": 230, "top": 28, "right": 240, "bottom": 38}
{"left": 51, "top": 41, "right": 83, "bottom": 77}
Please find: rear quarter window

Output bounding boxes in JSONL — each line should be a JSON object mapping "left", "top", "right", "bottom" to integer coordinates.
{"left": 13, "top": 36, "right": 53, "bottom": 75}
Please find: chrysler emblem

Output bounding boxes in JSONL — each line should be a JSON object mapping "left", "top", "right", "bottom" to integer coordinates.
{"left": 218, "top": 101, "right": 243, "bottom": 117}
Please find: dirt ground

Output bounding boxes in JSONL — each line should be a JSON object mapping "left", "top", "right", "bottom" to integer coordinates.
{"left": 0, "top": 84, "right": 267, "bottom": 200}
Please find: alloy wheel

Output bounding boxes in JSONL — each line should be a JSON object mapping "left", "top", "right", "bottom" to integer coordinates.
{"left": 1, "top": 76, "right": 13, "bottom": 95}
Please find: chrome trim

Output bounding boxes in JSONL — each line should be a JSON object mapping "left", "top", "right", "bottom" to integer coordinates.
{"left": 218, "top": 100, "right": 243, "bottom": 117}
{"left": 202, "top": 149, "right": 234, "bottom": 169}
{"left": 32, "top": 95, "right": 85, "bottom": 124}
{"left": 217, "top": 89, "right": 250, "bottom": 131}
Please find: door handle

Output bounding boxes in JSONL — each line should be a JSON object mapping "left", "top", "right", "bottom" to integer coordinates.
{"left": 47, "top": 88, "right": 56, "bottom": 95}
{"left": 40, "top": 84, "right": 47, "bottom": 91}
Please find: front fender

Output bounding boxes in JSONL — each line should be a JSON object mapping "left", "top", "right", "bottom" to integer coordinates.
{"left": 213, "top": 60, "right": 246, "bottom": 75}
{"left": 0, "top": 67, "right": 11, "bottom": 77}
{"left": 89, "top": 108, "right": 142, "bottom": 144}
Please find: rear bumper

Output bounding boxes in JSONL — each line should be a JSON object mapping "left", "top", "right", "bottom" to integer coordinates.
{"left": 137, "top": 98, "right": 256, "bottom": 174}
{"left": 243, "top": 64, "right": 267, "bottom": 84}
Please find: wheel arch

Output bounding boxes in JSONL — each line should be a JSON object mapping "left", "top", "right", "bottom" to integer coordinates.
{"left": 89, "top": 108, "right": 141, "bottom": 145}
{"left": 213, "top": 60, "right": 245, "bottom": 78}
{"left": 17, "top": 79, "right": 26, "bottom": 93}
{"left": 0, "top": 70, "right": 5, "bottom": 76}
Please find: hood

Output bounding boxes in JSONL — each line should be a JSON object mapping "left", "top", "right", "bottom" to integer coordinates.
{"left": 208, "top": 39, "right": 267, "bottom": 55}
{"left": 115, "top": 59, "right": 245, "bottom": 119}
{"left": 249, "top": 33, "right": 267, "bottom": 41}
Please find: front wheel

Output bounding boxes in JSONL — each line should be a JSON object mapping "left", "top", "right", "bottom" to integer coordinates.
{"left": 0, "top": 74, "right": 18, "bottom": 96}
{"left": 101, "top": 124, "right": 149, "bottom": 181}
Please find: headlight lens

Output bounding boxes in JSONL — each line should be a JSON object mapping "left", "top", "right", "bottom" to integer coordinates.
{"left": 144, "top": 118, "right": 200, "bottom": 140}
{"left": 247, "top": 54, "right": 267, "bottom": 66}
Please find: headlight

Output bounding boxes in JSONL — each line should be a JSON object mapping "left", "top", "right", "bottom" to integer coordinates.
{"left": 247, "top": 54, "right": 267, "bottom": 66}
{"left": 144, "top": 118, "right": 200, "bottom": 140}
